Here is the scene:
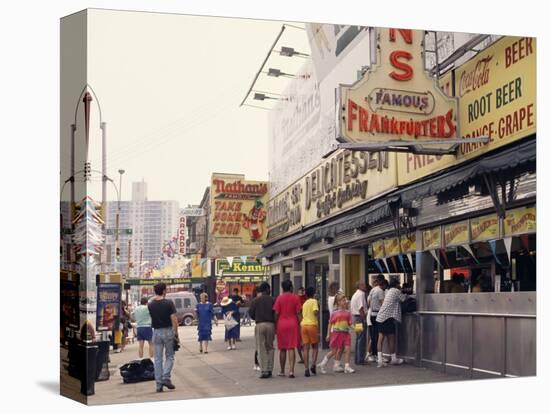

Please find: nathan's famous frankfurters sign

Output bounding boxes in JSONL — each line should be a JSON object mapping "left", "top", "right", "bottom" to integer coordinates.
{"left": 340, "top": 28, "right": 458, "bottom": 144}
{"left": 398, "top": 36, "right": 536, "bottom": 184}
{"left": 210, "top": 174, "right": 269, "bottom": 244}
{"left": 267, "top": 149, "right": 396, "bottom": 241}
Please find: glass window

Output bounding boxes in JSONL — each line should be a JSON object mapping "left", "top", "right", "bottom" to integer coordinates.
{"left": 174, "top": 298, "right": 182, "bottom": 308}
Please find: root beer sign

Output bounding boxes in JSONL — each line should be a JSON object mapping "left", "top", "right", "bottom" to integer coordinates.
{"left": 340, "top": 28, "right": 458, "bottom": 144}
{"left": 210, "top": 174, "right": 268, "bottom": 244}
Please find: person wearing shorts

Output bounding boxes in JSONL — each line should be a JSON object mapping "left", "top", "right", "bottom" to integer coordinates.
{"left": 132, "top": 297, "right": 154, "bottom": 359}
{"left": 375, "top": 278, "right": 408, "bottom": 367}
{"left": 317, "top": 293, "right": 355, "bottom": 374}
{"left": 300, "top": 287, "right": 319, "bottom": 377}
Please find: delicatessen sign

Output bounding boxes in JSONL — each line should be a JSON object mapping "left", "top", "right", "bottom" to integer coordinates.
{"left": 210, "top": 174, "right": 269, "bottom": 244}
{"left": 267, "top": 149, "right": 396, "bottom": 241}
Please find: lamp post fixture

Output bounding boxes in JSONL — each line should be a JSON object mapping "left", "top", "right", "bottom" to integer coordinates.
{"left": 115, "top": 169, "right": 125, "bottom": 275}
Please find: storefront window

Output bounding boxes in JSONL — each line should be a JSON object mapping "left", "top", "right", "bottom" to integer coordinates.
{"left": 428, "top": 233, "right": 536, "bottom": 293}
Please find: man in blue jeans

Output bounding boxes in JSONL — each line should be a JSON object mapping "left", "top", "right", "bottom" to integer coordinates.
{"left": 350, "top": 281, "right": 368, "bottom": 365}
{"left": 148, "top": 283, "right": 179, "bottom": 392}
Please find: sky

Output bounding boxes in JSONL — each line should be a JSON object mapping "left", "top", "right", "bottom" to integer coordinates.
{"left": 78, "top": 9, "right": 310, "bottom": 207}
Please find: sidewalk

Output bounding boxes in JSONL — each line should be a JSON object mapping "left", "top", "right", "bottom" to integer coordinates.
{"left": 88, "top": 325, "right": 463, "bottom": 405}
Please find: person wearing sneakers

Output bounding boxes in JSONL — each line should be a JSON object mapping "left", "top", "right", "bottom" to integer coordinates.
{"left": 148, "top": 282, "right": 178, "bottom": 393}
{"left": 366, "top": 275, "right": 387, "bottom": 363}
{"left": 375, "top": 278, "right": 408, "bottom": 368}
{"left": 317, "top": 293, "right": 355, "bottom": 374}
{"left": 249, "top": 283, "right": 276, "bottom": 379}
{"left": 300, "top": 287, "right": 320, "bottom": 377}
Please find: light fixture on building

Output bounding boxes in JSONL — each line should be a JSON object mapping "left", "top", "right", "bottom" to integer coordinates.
{"left": 278, "top": 46, "right": 310, "bottom": 58}
{"left": 266, "top": 68, "right": 296, "bottom": 78}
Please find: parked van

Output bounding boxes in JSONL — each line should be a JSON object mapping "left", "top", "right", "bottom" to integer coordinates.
{"left": 165, "top": 292, "right": 197, "bottom": 326}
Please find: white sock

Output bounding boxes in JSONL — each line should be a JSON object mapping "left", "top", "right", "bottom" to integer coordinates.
{"left": 333, "top": 360, "right": 341, "bottom": 367}
{"left": 391, "top": 353, "right": 397, "bottom": 360}
{"left": 377, "top": 352, "right": 383, "bottom": 362}
{"left": 345, "top": 363, "right": 351, "bottom": 368}
{"left": 320, "top": 356, "right": 328, "bottom": 365}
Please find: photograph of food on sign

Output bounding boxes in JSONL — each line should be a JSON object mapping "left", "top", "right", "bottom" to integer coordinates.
{"left": 60, "top": 8, "right": 536, "bottom": 405}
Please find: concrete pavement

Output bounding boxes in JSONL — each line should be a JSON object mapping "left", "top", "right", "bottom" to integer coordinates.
{"left": 78, "top": 324, "right": 466, "bottom": 405}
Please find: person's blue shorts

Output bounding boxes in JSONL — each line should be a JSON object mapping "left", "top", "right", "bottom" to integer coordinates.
{"left": 137, "top": 326, "right": 153, "bottom": 341}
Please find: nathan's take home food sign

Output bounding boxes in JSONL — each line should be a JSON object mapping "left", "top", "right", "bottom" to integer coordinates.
{"left": 267, "top": 149, "right": 397, "bottom": 241}
{"left": 210, "top": 174, "right": 269, "bottom": 244}
{"left": 399, "top": 36, "right": 536, "bottom": 184}
{"left": 340, "top": 28, "right": 458, "bottom": 145}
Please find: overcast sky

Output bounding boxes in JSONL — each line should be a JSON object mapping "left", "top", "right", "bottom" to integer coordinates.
{"left": 82, "top": 9, "right": 310, "bottom": 207}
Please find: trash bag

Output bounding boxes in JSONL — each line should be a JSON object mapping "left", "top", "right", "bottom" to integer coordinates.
{"left": 119, "top": 358, "right": 155, "bottom": 384}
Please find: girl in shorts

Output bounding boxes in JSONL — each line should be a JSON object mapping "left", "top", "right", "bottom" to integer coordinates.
{"left": 317, "top": 293, "right": 355, "bottom": 374}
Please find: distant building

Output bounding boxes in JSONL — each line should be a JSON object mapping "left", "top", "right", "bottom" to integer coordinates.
{"left": 103, "top": 181, "right": 179, "bottom": 278}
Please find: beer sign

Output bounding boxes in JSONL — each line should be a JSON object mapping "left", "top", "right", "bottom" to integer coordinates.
{"left": 340, "top": 28, "right": 458, "bottom": 145}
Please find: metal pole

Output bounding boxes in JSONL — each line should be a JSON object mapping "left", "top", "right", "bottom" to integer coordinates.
{"left": 128, "top": 239, "right": 132, "bottom": 279}
{"left": 70, "top": 124, "right": 76, "bottom": 272}
{"left": 101, "top": 122, "right": 107, "bottom": 272}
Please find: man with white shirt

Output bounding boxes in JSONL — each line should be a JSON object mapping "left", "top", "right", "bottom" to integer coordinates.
{"left": 350, "top": 281, "right": 367, "bottom": 365}
{"left": 366, "top": 275, "right": 386, "bottom": 363}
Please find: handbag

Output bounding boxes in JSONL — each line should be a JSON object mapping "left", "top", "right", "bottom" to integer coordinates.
{"left": 353, "top": 322, "right": 364, "bottom": 333}
{"left": 224, "top": 314, "right": 238, "bottom": 330}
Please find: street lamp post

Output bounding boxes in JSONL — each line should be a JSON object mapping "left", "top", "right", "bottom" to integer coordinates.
{"left": 115, "top": 169, "right": 125, "bottom": 275}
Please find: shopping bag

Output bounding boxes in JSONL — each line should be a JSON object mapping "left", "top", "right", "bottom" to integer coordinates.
{"left": 224, "top": 314, "right": 238, "bottom": 330}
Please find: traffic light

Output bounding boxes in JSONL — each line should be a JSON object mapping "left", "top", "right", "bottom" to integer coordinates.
{"left": 116, "top": 247, "right": 121, "bottom": 259}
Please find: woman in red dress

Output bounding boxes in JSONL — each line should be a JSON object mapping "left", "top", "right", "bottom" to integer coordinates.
{"left": 273, "top": 279, "right": 301, "bottom": 378}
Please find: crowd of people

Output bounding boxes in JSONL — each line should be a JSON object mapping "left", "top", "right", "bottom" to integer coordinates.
{"left": 122, "top": 275, "right": 410, "bottom": 392}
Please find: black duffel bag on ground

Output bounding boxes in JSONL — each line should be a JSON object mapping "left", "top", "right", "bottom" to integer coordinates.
{"left": 119, "top": 358, "right": 155, "bottom": 384}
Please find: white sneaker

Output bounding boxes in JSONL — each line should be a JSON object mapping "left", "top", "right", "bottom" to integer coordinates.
{"left": 254, "top": 365, "right": 261, "bottom": 371}
{"left": 344, "top": 365, "right": 355, "bottom": 374}
{"left": 333, "top": 364, "right": 344, "bottom": 373}
{"left": 231, "top": 344, "right": 236, "bottom": 350}
{"left": 383, "top": 356, "right": 391, "bottom": 363}
{"left": 390, "top": 357, "right": 404, "bottom": 365}
{"left": 377, "top": 360, "right": 388, "bottom": 368}
{"left": 317, "top": 362, "right": 327, "bottom": 374}
{"left": 227, "top": 346, "right": 232, "bottom": 350}
{"left": 366, "top": 355, "right": 377, "bottom": 363}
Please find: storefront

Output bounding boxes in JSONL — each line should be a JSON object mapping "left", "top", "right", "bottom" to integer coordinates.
{"left": 262, "top": 31, "right": 536, "bottom": 368}
{"left": 214, "top": 257, "right": 269, "bottom": 303}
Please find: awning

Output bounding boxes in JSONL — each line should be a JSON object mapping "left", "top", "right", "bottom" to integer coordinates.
{"left": 400, "top": 136, "right": 536, "bottom": 203}
{"left": 260, "top": 195, "right": 398, "bottom": 258}
{"left": 261, "top": 136, "right": 535, "bottom": 259}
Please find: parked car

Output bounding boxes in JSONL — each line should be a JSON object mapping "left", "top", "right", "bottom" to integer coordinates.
{"left": 165, "top": 292, "right": 197, "bottom": 326}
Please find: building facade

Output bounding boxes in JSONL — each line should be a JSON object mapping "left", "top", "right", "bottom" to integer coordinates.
{"left": 262, "top": 26, "right": 536, "bottom": 376}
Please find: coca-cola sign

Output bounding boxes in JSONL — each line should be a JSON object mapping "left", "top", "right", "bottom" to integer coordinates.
{"left": 458, "top": 55, "right": 492, "bottom": 98}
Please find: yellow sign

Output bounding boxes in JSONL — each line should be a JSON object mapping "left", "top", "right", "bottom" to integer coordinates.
{"left": 423, "top": 227, "right": 441, "bottom": 250}
{"left": 384, "top": 237, "right": 401, "bottom": 257}
{"left": 398, "top": 36, "right": 536, "bottom": 185}
{"left": 444, "top": 221, "right": 470, "bottom": 247}
{"left": 504, "top": 206, "right": 536, "bottom": 236}
{"left": 210, "top": 174, "right": 269, "bottom": 244}
{"left": 372, "top": 240, "right": 385, "bottom": 259}
{"left": 400, "top": 233, "right": 417, "bottom": 253}
{"left": 191, "top": 255, "right": 203, "bottom": 277}
{"left": 471, "top": 214, "right": 499, "bottom": 242}
{"left": 267, "top": 150, "right": 397, "bottom": 242}
{"left": 340, "top": 28, "right": 458, "bottom": 144}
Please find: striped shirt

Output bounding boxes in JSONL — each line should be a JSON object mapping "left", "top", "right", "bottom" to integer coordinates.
{"left": 330, "top": 309, "right": 352, "bottom": 333}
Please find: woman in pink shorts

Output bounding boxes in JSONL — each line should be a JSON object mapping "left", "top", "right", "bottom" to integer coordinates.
{"left": 317, "top": 293, "right": 355, "bottom": 374}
